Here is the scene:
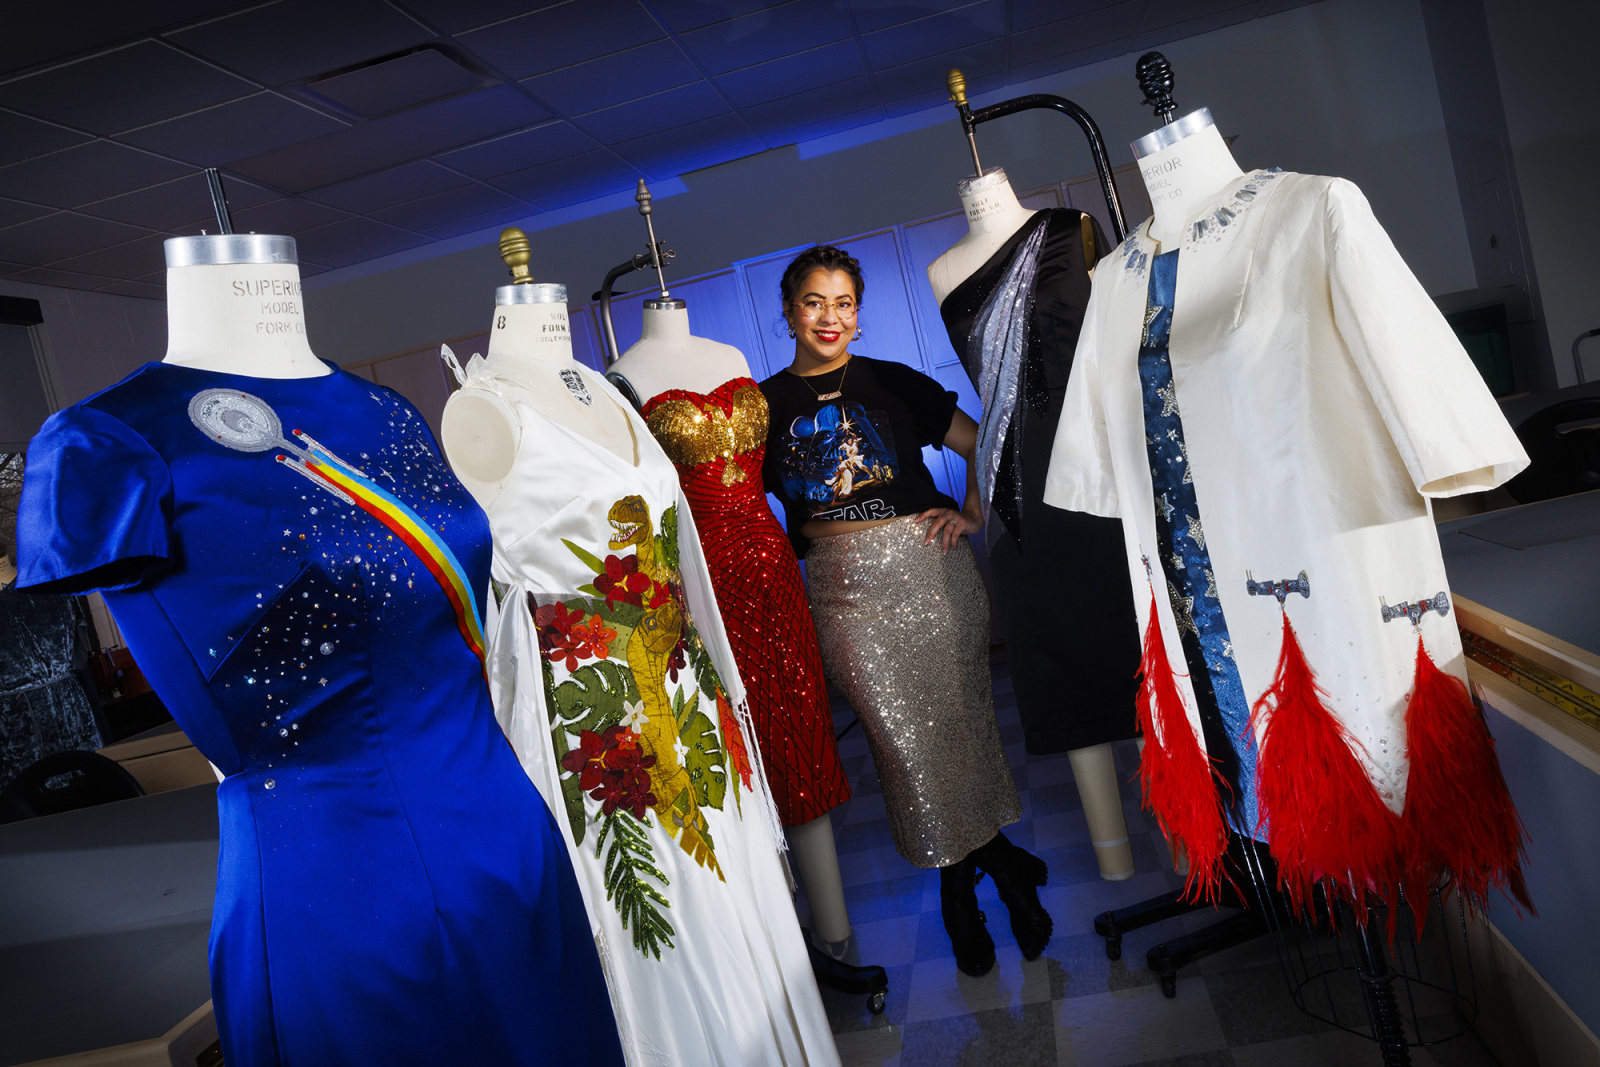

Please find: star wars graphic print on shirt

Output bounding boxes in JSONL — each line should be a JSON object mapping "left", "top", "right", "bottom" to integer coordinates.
{"left": 779, "top": 401, "right": 900, "bottom": 522}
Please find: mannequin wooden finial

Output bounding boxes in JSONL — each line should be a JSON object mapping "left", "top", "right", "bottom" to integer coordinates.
{"left": 498, "top": 227, "right": 533, "bottom": 285}
{"left": 947, "top": 68, "right": 968, "bottom": 107}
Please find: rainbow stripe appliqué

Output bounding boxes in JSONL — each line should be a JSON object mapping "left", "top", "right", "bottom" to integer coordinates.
{"left": 282, "top": 434, "right": 487, "bottom": 675}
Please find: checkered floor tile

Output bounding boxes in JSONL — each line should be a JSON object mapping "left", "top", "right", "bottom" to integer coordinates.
{"left": 799, "top": 655, "right": 1503, "bottom": 1067}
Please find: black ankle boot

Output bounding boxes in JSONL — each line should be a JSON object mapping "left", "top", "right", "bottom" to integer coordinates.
{"left": 972, "top": 833, "right": 1053, "bottom": 960}
{"left": 939, "top": 859, "right": 996, "bottom": 976}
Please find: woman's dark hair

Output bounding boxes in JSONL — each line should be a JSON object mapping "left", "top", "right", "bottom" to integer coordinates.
{"left": 780, "top": 245, "right": 864, "bottom": 308}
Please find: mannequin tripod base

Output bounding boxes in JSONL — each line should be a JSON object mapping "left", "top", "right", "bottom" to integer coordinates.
{"left": 803, "top": 928, "right": 889, "bottom": 1016}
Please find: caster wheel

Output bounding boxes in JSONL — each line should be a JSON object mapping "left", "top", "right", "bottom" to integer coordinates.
{"left": 1105, "top": 937, "right": 1122, "bottom": 962}
{"left": 867, "top": 990, "right": 887, "bottom": 1015}
{"left": 1160, "top": 973, "right": 1177, "bottom": 999}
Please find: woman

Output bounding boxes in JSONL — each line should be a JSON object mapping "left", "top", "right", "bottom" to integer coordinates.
{"left": 759, "top": 245, "right": 1051, "bottom": 976}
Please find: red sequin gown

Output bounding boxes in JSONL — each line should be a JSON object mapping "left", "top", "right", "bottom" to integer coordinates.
{"left": 641, "top": 377, "right": 851, "bottom": 825}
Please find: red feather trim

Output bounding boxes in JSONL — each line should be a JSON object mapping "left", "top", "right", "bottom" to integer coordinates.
{"left": 1401, "top": 636, "right": 1533, "bottom": 918}
{"left": 1135, "top": 589, "right": 1230, "bottom": 901}
{"left": 1252, "top": 611, "right": 1403, "bottom": 919}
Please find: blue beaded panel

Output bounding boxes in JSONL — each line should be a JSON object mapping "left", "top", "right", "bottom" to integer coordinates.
{"left": 1139, "top": 249, "right": 1260, "bottom": 835}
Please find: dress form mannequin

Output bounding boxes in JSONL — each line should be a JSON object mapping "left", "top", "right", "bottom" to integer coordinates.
{"left": 1132, "top": 109, "right": 1244, "bottom": 251}
{"left": 929, "top": 170, "right": 1136, "bottom": 882}
{"left": 927, "top": 167, "right": 1039, "bottom": 305}
{"left": 607, "top": 299, "right": 749, "bottom": 402}
{"left": 609, "top": 299, "right": 854, "bottom": 949}
{"left": 441, "top": 280, "right": 636, "bottom": 512}
{"left": 163, "top": 234, "right": 330, "bottom": 379}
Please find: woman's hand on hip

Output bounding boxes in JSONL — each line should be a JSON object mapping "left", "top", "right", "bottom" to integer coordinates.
{"left": 916, "top": 507, "right": 981, "bottom": 554}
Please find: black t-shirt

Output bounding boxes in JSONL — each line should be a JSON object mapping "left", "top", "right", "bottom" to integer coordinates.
{"left": 760, "top": 354, "right": 960, "bottom": 557}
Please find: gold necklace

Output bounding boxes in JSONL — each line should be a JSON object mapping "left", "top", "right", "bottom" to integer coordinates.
{"left": 796, "top": 357, "right": 849, "bottom": 402}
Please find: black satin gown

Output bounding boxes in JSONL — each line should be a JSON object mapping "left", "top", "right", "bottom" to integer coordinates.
{"left": 940, "top": 208, "right": 1141, "bottom": 754}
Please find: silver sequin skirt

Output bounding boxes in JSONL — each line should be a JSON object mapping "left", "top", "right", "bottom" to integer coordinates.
{"left": 805, "top": 518, "right": 1021, "bottom": 868}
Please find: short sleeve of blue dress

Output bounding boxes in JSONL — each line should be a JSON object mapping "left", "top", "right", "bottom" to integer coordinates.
{"left": 17, "top": 404, "right": 173, "bottom": 595}
{"left": 12, "top": 364, "right": 621, "bottom": 1067}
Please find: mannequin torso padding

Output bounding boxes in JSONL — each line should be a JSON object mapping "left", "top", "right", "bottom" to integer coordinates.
{"left": 927, "top": 168, "right": 1039, "bottom": 306}
{"left": 441, "top": 298, "right": 636, "bottom": 512}
{"left": 608, "top": 303, "right": 751, "bottom": 401}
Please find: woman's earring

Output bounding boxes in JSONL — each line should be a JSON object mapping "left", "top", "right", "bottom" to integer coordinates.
{"left": 788, "top": 325, "right": 796, "bottom": 339}
{"left": 854, "top": 326, "right": 862, "bottom": 340}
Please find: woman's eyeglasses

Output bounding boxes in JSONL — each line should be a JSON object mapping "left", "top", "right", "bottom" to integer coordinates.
{"left": 793, "top": 299, "right": 858, "bottom": 320}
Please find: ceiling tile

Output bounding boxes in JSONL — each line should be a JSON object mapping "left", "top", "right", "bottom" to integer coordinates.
{"left": 3, "top": 265, "right": 118, "bottom": 290}
{"left": 0, "top": 212, "right": 152, "bottom": 264}
{"left": 397, "top": 0, "right": 560, "bottom": 35}
{"left": 572, "top": 82, "right": 730, "bottom": 143}
{"left": 0, "top": 1, "right": 247, "bottom": 76}
{"left": 419, "top": 205, "right": 541, "bottom": 240}
{"left": 861, "top": 0, "right": 1006, "bottom": 69}
{"left": 488, "top": 148, "right": 640, "bottom": 207}
{"left": 714, "top": 40, "right": 864, "bottom": 108}
{"left": 168, "top": 0, "right": 436, "bottom": 86}
{"left": 872, "top": 38, "right": 1006, "bottom": 104}
{"left": 1009, "top": 2, "right": 1141, "bottom": 63}
{"left": 79, "top": 174, "right": 277, "bottom": 231}
{"left": 0, "top": 197, "right": 53, "bottom": 229}
{"left": 763, "top": 104, "right": 885, "bottom": 145}
{"left": 294, "top": 216, "right": 416, "bottom": 262}
{"left": 611, "top": 111, "right": 762, "bottom": 175}
{"left": 370, "top": 183, "right": 524, "bottom": 230}
{"left": 0, "top": 141, "right": 191, "bottom": 209}
{"left": 457, "top": 1, "right": 666, "bottom": 81}
{"left": 849, "top": 0, "right": 973, "bottom": 33}
{"left": 521, "top": 40, "right": 703, "bottom": 116}
{"left": 1012, "top": 0, "right": 1133, "bottom": 32}
{"left": 95, "top": 278, "right": 168, "bottom": 299}
{"left": 316, "top": 232, "right": 434, "bottom": 269}
{"left": 740, "top": 76, "right": 880, "bottom": 141}
{"left": 435, "top": 121, "right": 598, "bottom": 180}
{"left": 678, "top": 1, "right": 850, "bottom": 75}
{"left": 229, "top": 85, "right": 550, "bottom": 192}
{"left": 303, "top": 161, "right": 472, "bottom": 212}
{"left": 51, "top": 236, "right": 168, "bottom": 277}
{"left": 0, "top": 109, "right": 91, "bottom": 167}
{"left": 649, "top": 0, "right": 787, "bottom": 32}
{"left": 0, "top": 40, "right": 255, "bottom": 135}
{"left": 119, "top": 92, "right": 349, "bottom": 166}
{"left": 230, "top": 198, "right": 350, "bottom": 236}
{"left": 307, "top": 46, "right": 484, "bottom": 117}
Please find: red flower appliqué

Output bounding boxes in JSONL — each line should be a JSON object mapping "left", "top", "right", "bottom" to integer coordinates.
{"left": 560, "top": 725, "right": 659, "bottom": 819}
{"left": 594, "top": 554, "right": 655, "bottom": 609}
{"left": 536, "top": 602, "right": 613, "bottom": 671}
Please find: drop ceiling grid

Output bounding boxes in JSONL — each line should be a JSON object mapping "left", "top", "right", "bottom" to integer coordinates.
{"left": 0, "top": 0, "right": 1287, "bottom": 292}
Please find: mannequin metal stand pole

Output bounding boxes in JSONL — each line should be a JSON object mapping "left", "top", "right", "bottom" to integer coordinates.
{"left": 202, "top": 167, "right": 234, "bottom": 234}
{"left": 595, "top": 181, "right": 675, "bottom": 367}
{"left": 1337, "top": 900, "right": 1414, "bottom": 1066}
{"left": 945, "top": 68, "right": 1128, "bottom": 242}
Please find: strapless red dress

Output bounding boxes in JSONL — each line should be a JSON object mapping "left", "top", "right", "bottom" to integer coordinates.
{"left": 641, "top": 377, "right": 850, "bottom": 825}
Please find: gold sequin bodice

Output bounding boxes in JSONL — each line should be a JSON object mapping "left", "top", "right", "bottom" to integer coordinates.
{"left": 643, "top": 380, "right": 768, "bottom": 486}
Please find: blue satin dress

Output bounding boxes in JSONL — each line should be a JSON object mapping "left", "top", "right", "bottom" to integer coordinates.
{"left": 16, "top": 362, "right": 624, "bottom": 1066}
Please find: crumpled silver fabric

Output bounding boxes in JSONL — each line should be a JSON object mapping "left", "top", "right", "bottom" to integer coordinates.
{"left": 967, "top": 220, "right": 1049, "bottom": 546}
{"left": 804, "top": 518, "right": 1021, "bottom": 868}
